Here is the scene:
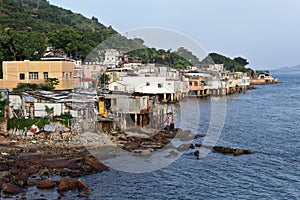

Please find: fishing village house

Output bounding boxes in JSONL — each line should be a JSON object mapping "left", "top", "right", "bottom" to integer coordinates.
{"left": 184, "top": 71, "right": 210, "bottom": 97}
{"left": 0, "top": 59, "right": 75, "bottom": 91}
{"left": 103, "top": 49, "right": 120, "bottom": 69}
{"left": 74, "top": 61, "right": 107, "bottom": 89}
{"left": 108, "top": 66, "right": 189, "bottom": 103}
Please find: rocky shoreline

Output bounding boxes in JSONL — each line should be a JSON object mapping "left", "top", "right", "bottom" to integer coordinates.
{"left": 0, "top": 126, "right": 255, "bottom": 198}
{"left": 0, "top": 133, "right": 109, "bottom": 199}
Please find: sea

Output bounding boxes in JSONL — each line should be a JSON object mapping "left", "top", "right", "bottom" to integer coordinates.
{"left": 23, "top": 73, "right": 299, "bottom": 199}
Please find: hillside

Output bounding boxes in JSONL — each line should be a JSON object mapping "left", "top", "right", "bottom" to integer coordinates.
{"left": 0, "top": 0, "right": 118, "bottom": 62}
{"left": 200, "top": 53, "right": 253, "bottom": 73}
{"left": 271, "top": 64, "right": 300, "bottom": 74}
{"left": 0, "top": 0, "right": 253, "bottom": 77}
{"left": 0, "top": 0, "right": 111, "bottom": 32}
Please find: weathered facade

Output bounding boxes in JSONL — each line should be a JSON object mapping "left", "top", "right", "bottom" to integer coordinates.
{"left": 0, "top": 60, "right": 75, "bottom": 91}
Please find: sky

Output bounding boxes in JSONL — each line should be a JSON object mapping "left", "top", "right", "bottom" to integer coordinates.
{"left": 48, "top": 0, "right": 300, "bottom": 70}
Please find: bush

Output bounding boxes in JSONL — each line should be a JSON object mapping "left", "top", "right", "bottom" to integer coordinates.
{"left": 7, "top": 117, "right": 50, "bottom": 130}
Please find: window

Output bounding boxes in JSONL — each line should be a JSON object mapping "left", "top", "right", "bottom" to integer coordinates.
{"left": 20, "top": 73, "right": 25, "bottom": 80}
{"left": 194, "top": 81, "right": 198, "bottom": 86}
{"left": 62, "top": 72, "right": 65, "bottom": 78}
{"left": 70, "top": 72, "right": 72, "bottom": 78}
{"left": 43, "top": 72, "right": 48, "bottom": 80}
{"left": 158, "top": 83, "right": 163, "bottom": 88}
{"left": 189, "top": 82, "right": 192, "bottom": 86}
{"left": 146, "top": 82, "right": 150, "bottom": 86}
{"left": 66, "top": 73, "right": 69, "bottom": 79}
{"left": 29, "top": 72, "right": 38, "bottom": 80}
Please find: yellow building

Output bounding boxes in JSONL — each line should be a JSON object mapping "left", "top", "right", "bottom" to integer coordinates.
{"left": 0, "top": 60, "right": 74, "bottom": 91}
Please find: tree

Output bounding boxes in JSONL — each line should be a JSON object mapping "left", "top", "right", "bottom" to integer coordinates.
{"left": 200, "top": 53, "right": 253, "bottom": 73}
{"left": 12, "top": 81, "right": 58, "bottom": 95}
{"left": 98, "top": 74, "right": 110, "bottom": 88}
{"left": 0, "top": 29, "right": 46, "bottom": 61}
{"left": 45, "top": 105, "right": 54, "bottom": 118}
{"left": 234, "top": 57, "right": 249, "bottom": 66}
{"left": 45, "top": 77, "right": 60, "bottom": 90}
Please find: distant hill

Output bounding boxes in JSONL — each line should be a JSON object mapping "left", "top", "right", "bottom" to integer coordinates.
{"left": 271, "top": 65, "right": 300, "bottom": 74}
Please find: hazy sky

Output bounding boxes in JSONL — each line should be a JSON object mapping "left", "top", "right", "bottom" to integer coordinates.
{"left": 48, "top": 0, "right": 300, "bottom": 69}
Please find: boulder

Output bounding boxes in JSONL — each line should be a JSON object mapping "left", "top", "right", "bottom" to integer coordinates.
{"left": 37, "top": 180, "right": 56, "bottom": 189}
{"left": 194, "top": 134, "right": 206, "bottom": 139}
{"left": 194, "top": 150, "right": 200, "bottom": 159}
{"left": 195, "top": 143, "right": 202, "bottom": 148}
{"left": 233, "top": 148, "right": 254, "bottom": 156}
{"left": 1, "top": 183, "right": 25, "bottom": 194}
{"left": 14, "top": 170, "right": 29, "bottom": 186}
{"left": 57, "top": 178, "right": 78, "bottom": 192}
{"left": 57, "top": 178, "right": 91, "bottom": 195}
{"left": 77, "top": 180, "right": 91, "bottom": 195}
{"left": 83, "top": 156, "right": 109, "bottom": 172}
{"left": 123, "top": 142, "right": 140, "bottom": 151}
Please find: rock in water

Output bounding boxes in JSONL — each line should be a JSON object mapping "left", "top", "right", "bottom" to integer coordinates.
{"left": 77, "top": 180, "right": 91, "bottom": 195}
{"left": 1, "top": 183, "right": 26, "bottom": 194}
{"left": 83, "top": 156, "right": 109, "bottom": 172}
{"left": 57, "top": 178, "right": 91, "bottom": 195}
{"left": 57, "top": 178, "right": 78, "bottom": 192}
{"left": 194, "top": 150, "right": 200, "bottom": 159}
{"left": 123, "top": 142, "right": 140, "bottom": 151}
{"left": 37, "top": 180, "right": 56, "bottom": 189}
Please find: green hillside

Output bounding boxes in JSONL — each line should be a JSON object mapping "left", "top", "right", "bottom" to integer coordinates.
{"left": 0, "top": 0, "right": 117, "bottom": 63}
{"left": 0, "top": 0, "right": 111, "bottom": 32}
{"left": 0, "top": 0, "right": 252, "bottom": 78}
{"left": 200, "top": 53, "right": 253, "bottom": 73}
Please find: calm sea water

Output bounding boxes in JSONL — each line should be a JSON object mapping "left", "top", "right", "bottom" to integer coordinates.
{"left": 25, "top": 74, "right": 299, "bottom": 199}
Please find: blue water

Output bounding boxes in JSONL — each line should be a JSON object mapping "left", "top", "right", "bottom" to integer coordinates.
{"left": 26, "top": 74, "right": 300, "bottom": 199}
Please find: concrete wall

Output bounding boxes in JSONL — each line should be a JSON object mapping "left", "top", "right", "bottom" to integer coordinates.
{"left": 0, "top": 61, "right": 75, "bottom": 91}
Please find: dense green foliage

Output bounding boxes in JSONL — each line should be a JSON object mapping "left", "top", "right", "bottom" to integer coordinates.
{"left": 200, "top": 53, "right": 253, "bottom": 73}
{"left": 0, "top": 0, "right": 111, "bottom": 32}
{"left": 98, "top": 74, "right": 110, "bottom": 86}
{"left": 128, "top": 48, "right": 191, "bottom": 69}
{"left": 0, "top": 0, "right": 117, "bottom": 78}
{"left": 7, "top": 117, "right": 50, "bottom": 130}
{"left": 12, "top": 82, "right": 55, "bottom": 95}
{"left": 45, "top": 77, "right": 59, "bottom": 89}
{"left": 7, "top": 112, "right": 73, "bottom": 130}
{"left": 0, "top": 0, "right": 252, "bottom": 78}
{"left": 53, "top": 112, "right": 73, "bottom": 127}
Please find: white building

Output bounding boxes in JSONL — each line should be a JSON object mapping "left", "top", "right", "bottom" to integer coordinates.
{"left": 103, "top": 49, "right": 120, "bottom": 68}
{"left": 109, "top": 76, "right": 188, "bottom": 102}
{"left": 208, "top": 64, "right": 224, "bottom": 71}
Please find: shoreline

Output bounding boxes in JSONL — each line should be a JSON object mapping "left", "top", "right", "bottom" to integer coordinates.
{"left": 0, "top": 134, "right": 109, "bottom": 198}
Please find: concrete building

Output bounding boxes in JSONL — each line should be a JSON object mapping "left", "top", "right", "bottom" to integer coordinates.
{"left": 187, "top": 76, "right": 210, "bottom": 97}
{"left": 109, "top": 76, "right": 189, "bottom": 102}
{"left": 0, "top": 60, "right": 75, "bottom": 91}
{"left": 103, "top": 49, "right": 120, "bottom": 68}
{"left": 208, "top": 64, "right": 224, "bottom": 71}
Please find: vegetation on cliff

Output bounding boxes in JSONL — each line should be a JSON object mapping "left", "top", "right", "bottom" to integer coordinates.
{"left": 0, "top": 0, "right": 253, "bottom": 76}
{"left": 200, "top": 53, "right": 253, "bottom": 73}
